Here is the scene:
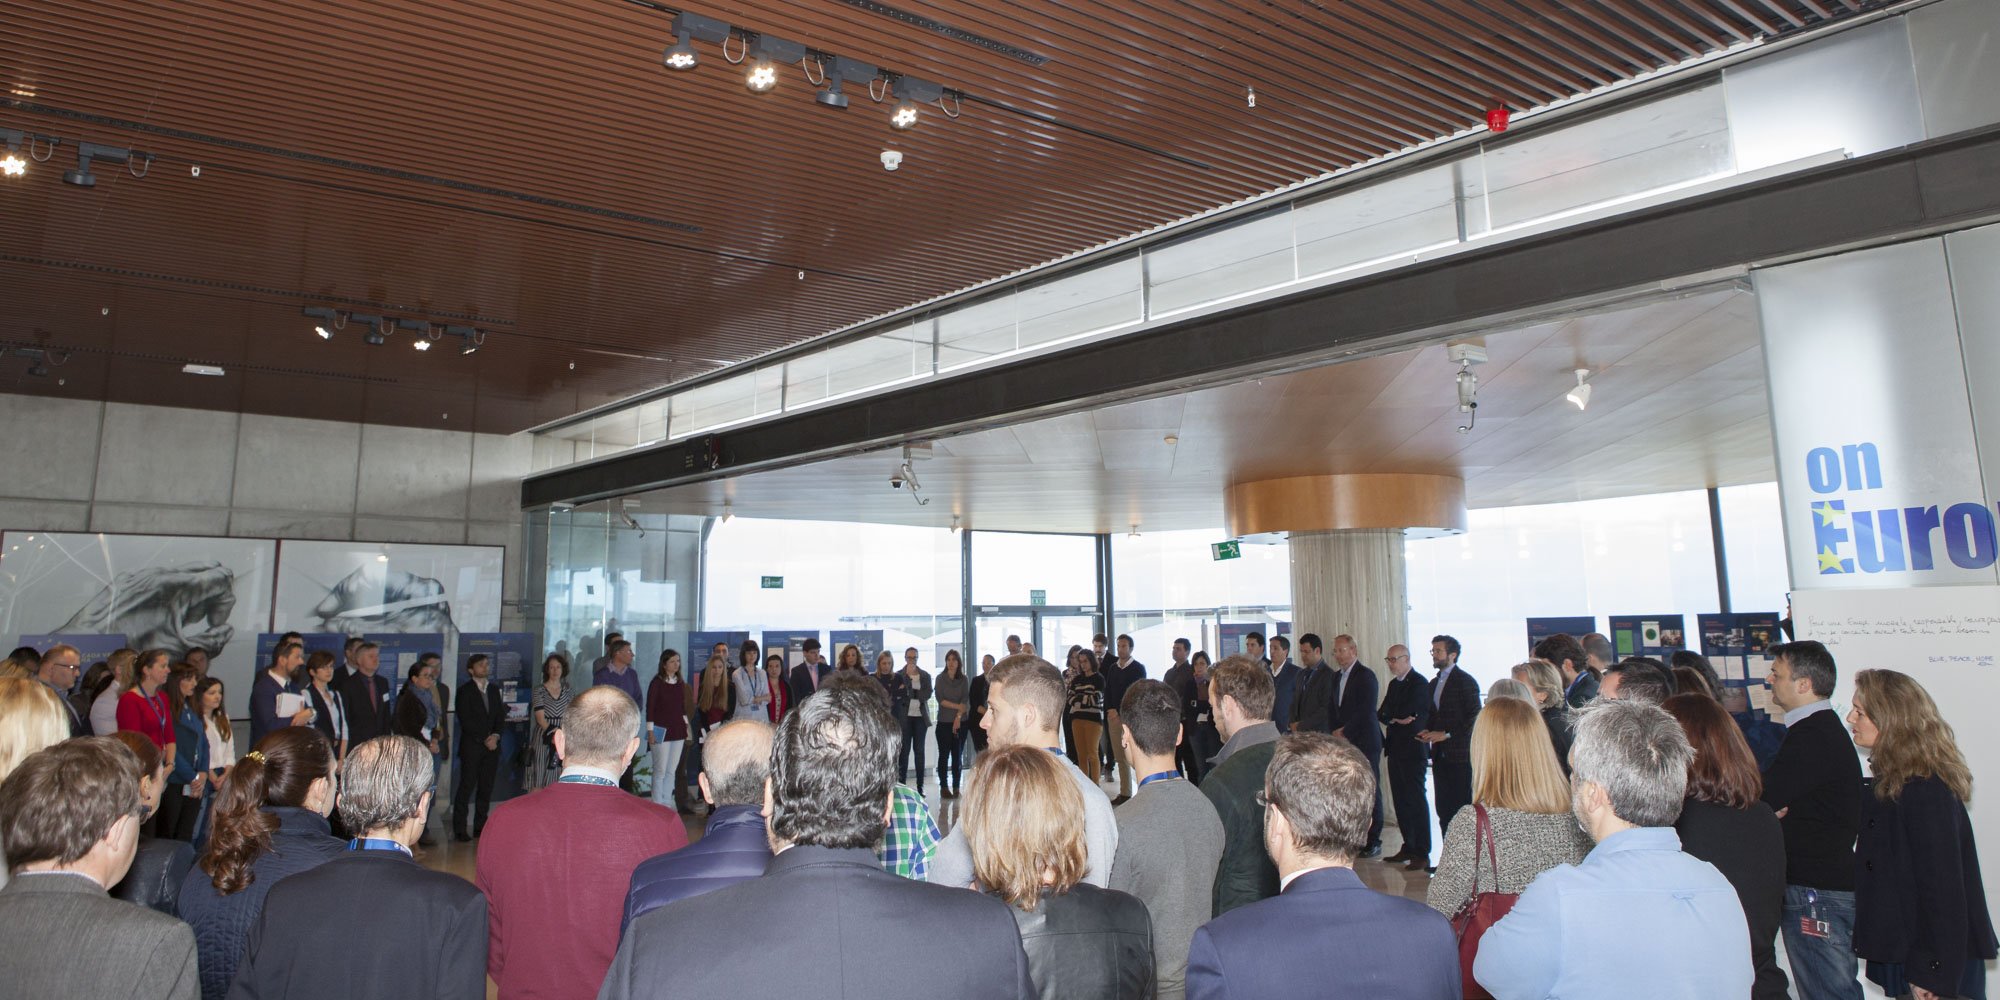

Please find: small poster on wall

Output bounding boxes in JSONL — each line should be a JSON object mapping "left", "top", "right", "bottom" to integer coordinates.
{"left": 1608, "top": 614, "right": 1687, "bottom": 659}
{"left": 1525, "top": 616, "right": 1597, "bottom": 656}
{"left": 1698, "top": 612, "right": 1783, "bottom": 714}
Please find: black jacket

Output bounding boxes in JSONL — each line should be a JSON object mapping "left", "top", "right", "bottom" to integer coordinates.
{"left": 1540, "top": 704, "right": 1576, "bottom": 774}
{"left": 1377, "top": 671, "right": 1432, "bottom": 761}
{"left": 456, "top": 678, "right": 505, "bottom": 750}
{"left": 305, "top": 684, "right": 346, "bottom": 754}
{"left": 1427, "top": 666, "right": 1481, "bottom": 765}
{"left": 787, "top": 662, "right": 832, "bottom": 707}
{"left": 394, "top": 685, "right": 449, "bottom": 758}
{"left": 111, "top": 836, "right": 195, "bottom": 916}
{"left": 179, "top": 807, "right": 345, "bottom": 1000}
{"left": 1007, "top": 884, "right": 1155, "bottom": 1000}
{"left": 891, "top": 668, "right": 933, "bottom": 724}
{"left": 603, "top": 846, "right": 1033, "bottom": 1000}
{"left": 1291, "top": 663, "right": 1337, "bottom": 734}
{"left": 1202, "top": 728, "right": 1282, "bottom": 915}
{"left": 1853, "top": 775, "right": 1998, "bottom": 996}
{"left": 1331, "top": 663, "right": 1383, "bottom": 756}
{"left": 229, "top": 849, "right": 487, "bottom": 1000}
{"left": 339, "top": 671, "right": 391, "bottom": 745}
{"left": 1677, "top": 797, "right": 1790, "bottom": 1000}
{"left": 1759, "top": 707, "right": 1862, "bottom": 890}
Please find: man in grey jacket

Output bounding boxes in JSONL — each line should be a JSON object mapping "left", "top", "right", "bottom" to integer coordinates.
{"left": 0, "top": 737, "right": 198, "bottom": 999}
{"left": 1112, "top": 680, "right": 1225, "bottom": 1000}
{"left": 929, "top": 655, "right": 1118, "bottom": 889}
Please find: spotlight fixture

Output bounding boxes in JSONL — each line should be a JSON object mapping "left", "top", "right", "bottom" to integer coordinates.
{"left": 181, "top": 363, "right": 225, "bottom": 377}
{"left": 347, "top": 314, "right": 388, "bottom": 346}
{"left": 413, "top": 338, "right": 431, "bottom": 352}
{"left": 949, "top": 514, "right": 961, "bottom": 534}
{"left": 63, "top": 142, "right": 152, "bottom": 188}
{"left": 446, "top": 325, "right": 485, "bottom": 355}
{"left": 0, "top": 128, "right": 38, "bottom": 178}
{"left": 302, "top": 306, "right": 345, "bottom": 340}
{"left": 816, "top": 56, "right": 877, "bottom": 110}
{"left": 888, "top": 76, "right": 943, "bottom": 131}
{"left": 744, "top": 34, "right": 805, "bottom": 94}
{"left": 665, "top": 12, "right": 729, "bottom": 71}
{"left": 1566, "top": 368, "right": 1592, "bottom": 411}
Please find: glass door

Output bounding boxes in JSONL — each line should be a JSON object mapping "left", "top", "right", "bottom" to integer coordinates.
{"left": 971, "top": 606, "right": 1102, "bottom": 667}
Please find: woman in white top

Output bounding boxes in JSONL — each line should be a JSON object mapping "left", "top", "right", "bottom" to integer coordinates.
{"left": 195, "top": 676, "right": 236, "bottom": 776}
{"left": 91, "top": 647, "right": 139, "bottom": 736}
{"left": 731, "top": 646, "right": 770, "bottom": 721}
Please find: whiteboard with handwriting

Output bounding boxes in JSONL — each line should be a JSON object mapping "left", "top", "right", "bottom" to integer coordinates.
{"left": 1794, "top": 584, "right": 2000, "bottom": 929}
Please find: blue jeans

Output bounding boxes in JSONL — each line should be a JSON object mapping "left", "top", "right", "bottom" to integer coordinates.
{"left": 1782, "top": 885, "right": 1862, "bottom": 1000}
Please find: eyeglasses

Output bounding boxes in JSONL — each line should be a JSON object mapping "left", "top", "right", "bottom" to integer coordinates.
{"left": 1254, "top": 790, "right": 1272, "bottom": 809}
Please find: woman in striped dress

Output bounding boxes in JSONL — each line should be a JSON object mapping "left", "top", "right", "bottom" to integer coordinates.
{"left": 530, "top": 653, "right": 572, "bottom": 789}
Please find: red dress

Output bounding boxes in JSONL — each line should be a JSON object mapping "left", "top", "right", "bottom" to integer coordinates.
{"left": 767, "top": 679, "right": 790, "bottom": 722}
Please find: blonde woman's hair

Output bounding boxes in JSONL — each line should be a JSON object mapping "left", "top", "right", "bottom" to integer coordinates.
{"left": 1855, "top": 669, "right": 1972, "bottom": 803}
{"left": 1513, "top": 660, "right": 1564, "bottom": 708}
{"left": 0, "top": 678, "right": 73, "bottom": 785}
{"left": 962, "top": 745, "right": 1087, "bottom": 912}
{"left": 698, "top": 654, "right": 730, "bottom": 713}
{"left": 107, "top": 648, "right": 139, "bottom": 690}
{"left": 1472, "top": 696, "right": 1572, "bottom": 814}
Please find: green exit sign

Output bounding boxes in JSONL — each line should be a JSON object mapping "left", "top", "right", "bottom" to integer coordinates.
{"left": 760, "top": 576, "right": 784, "bottom": 589}
{"left": 1211, "top": 540, "right": 1242, "bottom": 561}
{"left": 1030, "top": 589, "right": 1047, "bottom": 606}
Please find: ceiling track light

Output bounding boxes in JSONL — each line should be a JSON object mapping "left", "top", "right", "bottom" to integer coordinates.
{"left": 302, "top": 306, "right": 346, "bottom": 340}
{"left": 445, "top": 325, "right": 485, "bottom": 355}
{"left": 886, "top": 75, "right": 943, "bottom": 131}
{"left": 817, "top": 56, "right": 877, "bottom": 110}
{"left": 666, "top": 11, "right": 729, "bottom": 70}
{"left": 63, "top": 141, "right": 152, "bottom": 188}
{"left": 743, "top": 33, "right": 806, "bottom": 93}
{"left": 1566, "top": 368, "right": 1593, "bottom": 411}
{"left": 0, "top": 128, "right": 55, "bottom": 178}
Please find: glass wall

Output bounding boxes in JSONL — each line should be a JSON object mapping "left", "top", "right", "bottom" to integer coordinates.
{"left": 542, "top": 505, "right": 704, "bottom": 675}
{"left": 702, "top": 518, "right": 964, "bottom": 658}
{"left": 1111, "top": 529, "right": 1292, "bottom": 668}
{"left": 1716, "top": 481, "right": 1791, "bottom": 616}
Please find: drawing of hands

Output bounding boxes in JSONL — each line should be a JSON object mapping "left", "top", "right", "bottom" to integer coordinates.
{"left": 59, "top": 562, "right": 239, "bottom": 657}
{"left": 311, "top": 564, "right": 458, "bottom": 635}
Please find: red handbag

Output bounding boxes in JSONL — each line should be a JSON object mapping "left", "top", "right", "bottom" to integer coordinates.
{"left": 1449, "top": 804, "right": 1519, "bottom": 999}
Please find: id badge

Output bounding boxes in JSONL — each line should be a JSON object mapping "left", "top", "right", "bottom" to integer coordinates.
{"left": 1799, "top": 890, "right": 1829, "bottom": 938}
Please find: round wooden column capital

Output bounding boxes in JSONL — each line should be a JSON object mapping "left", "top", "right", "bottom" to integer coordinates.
{"left": 1225, "top": 473, "right": 1467, "bottom": 536}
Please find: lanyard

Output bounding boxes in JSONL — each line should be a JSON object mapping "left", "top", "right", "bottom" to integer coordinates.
{"left": 558, "top": 773, "right": 618, "bottom": 787}
{"left": 1139, "top": 771, "right": 1181, "bottom": 789}
{"left": 1044, "top": 747, "right": 1066, "bottom": 756}
{"left": 348, "top": 837, "right": 412, "bottom": 856}
{"left": 137, "top": 689, "right": 168, "bottom": 732}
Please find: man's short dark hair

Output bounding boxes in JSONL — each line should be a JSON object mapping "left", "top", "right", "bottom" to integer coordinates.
{"left": 1115, "top": 634, "right": 1133, "bottom": 647}
{"left": 465, "top": 653, "right": 490, "bottom": 673}
{"left": 1120, "top": 680, "right": 1181, "bottom": 756}
{"left": 607, "top": 639, "right": 632, "bottom": 657}
{"left": 1267, "top": 733, "right": 1374, "bottom": 861}
{"left": 802, "top": 637, "right": 821, "bottom": 651}
{"left": 1605, "top": 658, "right": 1673, "bottom": 706}
{"left": 418, "top": 652, "right": 442, "bottom": 667}
{"left": 1211, "top": 655, "right": 1275, "bottom": 719}
{"left": 606, "top": 632, "right": 624, "bottom": 642}
{"left": 1173, "top": 637, "right": 1191, "bottom": 653}
{"left": 1092, "top": 633, "right": 1109, "bottom": 645}
{"left": 1581, "top": 633, "right": 1614, "bottom": 667}
{"left": 1270, "top": 635, "right": 1290, "bottom": 654}
{"left": 1245, "top": 631, "right": 1266, "bottom": 647}
{"left": 1532, "top": 633, "right": 1586, "bottom": 675}
{"left": 344, "top": 636, "right": 365, "bottom": 655}
{"left": 1432, "top": 635, "right": 1461, "bottom": 659}
{"left": 1297, "top": 633, "right": 1321, "bottom": 652}
{"left": 0, "top": 737, "right": 143, "bottom": 871}
{"left": 768, "top": 680, "right": 897, "bottom": 850}
{"left": 1770, "top": 640, "right": 1837, "bottom": 697}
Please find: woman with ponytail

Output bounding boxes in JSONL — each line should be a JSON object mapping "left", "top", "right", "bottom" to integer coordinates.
{"left": 177, "top": 727, "right": 344, "bottom": 1000}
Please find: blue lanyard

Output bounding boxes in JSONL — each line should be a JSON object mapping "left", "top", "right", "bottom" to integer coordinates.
{"left": 1139, "top": 771, "right": 1181, "bottom": 789}
{"left": 348, "top": 837, "right": 412, "bottom": 856}
{"left": 558, "top": 773, "right": 618, "bottom": 787}
{"left": 1044, "top": 747, "right": 1066, "bottom": 756}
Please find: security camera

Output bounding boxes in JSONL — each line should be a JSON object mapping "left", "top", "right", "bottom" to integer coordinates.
{"left": 881, "top": 150, "right": 903, "bottom": 171}
{"left": 890, "top": 473, "right": 906, "bottom": 489}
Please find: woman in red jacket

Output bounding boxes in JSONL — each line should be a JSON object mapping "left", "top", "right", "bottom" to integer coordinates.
{"left": 764, "top": 653, "right": 791, "bottom": 723}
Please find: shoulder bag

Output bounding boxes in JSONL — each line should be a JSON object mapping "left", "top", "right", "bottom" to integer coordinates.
{"left": 1450, "top": 804, "right": 1519, "bottom": 999}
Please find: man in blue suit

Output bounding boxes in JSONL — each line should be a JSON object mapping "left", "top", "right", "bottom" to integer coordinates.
{"left": 1327, "top": 634, "right": 1384, "bottom": 856}
{"left": 1186, "top": 733, "right": 1460, "bottom": 1000}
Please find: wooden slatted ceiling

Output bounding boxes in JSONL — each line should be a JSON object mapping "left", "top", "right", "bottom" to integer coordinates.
{"left": 0, "top": 0, "right": 1867, "bottom": 432}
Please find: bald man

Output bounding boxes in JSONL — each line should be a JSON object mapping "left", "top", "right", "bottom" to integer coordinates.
{"left": 623, "top": 720, "right": 776, "bottom": 930}
{"left": 1377, "top": 643, "right": 1433, "bottom": 871}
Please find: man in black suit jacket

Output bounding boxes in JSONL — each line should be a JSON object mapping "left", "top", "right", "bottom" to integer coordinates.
{"left": 1377, "top": 643, "right": 1433, "bottom": 870}
{"left": 233, "top": 736, "right": 486, "bottom": 1000}
{"left": 788, "top": 639, "right": 833, "bottom": 708}
{"left": 453, "top": 654, "right": 506, "bottom": 841}
{"left": 338, "top": 642, "right": 391, "bottom": 745}
{"left": 603, "top": 677, "right": 1032, "bottom": 1000}
{"left": 1288, "top": 634, "right": 1336, "bottom": 734}
{"left": 1327, "top": 635, "right": 1385, "bottom": 855}
{"left": 1418, "top": 635, "right": 1480, "bottom": 843}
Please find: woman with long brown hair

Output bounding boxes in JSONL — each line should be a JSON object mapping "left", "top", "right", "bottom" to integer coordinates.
{"left": 1848, "top": 669, "right": 1996, "bottom": 1000}
{"left": 962, "top": 744, "right": 1154, "bottom": 1000}
{"left": 1663, "top": 693, "right": 1788, "bottom": 1000}
{"left": 835, "top": 643, "right": 864, "bottom": 674}
{"left": 158, "top": 661, "right": 211, "bottom": 841}
{"left": 698, "top": 653, "right": 733, "bottom": 730}
{"left": 177, "top": 727, "right": 344, "bottom": 1000}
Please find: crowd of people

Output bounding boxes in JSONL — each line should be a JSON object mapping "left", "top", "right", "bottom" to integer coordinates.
{"left": 0, "top": 627, "right": 1993, "bottom": 1000}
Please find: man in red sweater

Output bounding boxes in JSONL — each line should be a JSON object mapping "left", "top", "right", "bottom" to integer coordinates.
{"left": 476, "top": 685, "right": 687, "bottom": 1000}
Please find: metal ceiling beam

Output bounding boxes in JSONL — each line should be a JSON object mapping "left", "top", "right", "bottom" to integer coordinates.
{"left": 520, "top": 123, "right": 2000, "bottom": 510}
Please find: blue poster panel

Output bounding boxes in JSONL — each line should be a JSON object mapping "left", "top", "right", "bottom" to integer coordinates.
{"left": 1525, "top": 617, "right": 1597, "bottom": 656}
{"left": 688, "top": 631, "right": 750, "bottom": 670}
{"left": 760, "top": 629, "right": 821, "bottom": 672}
{"left": 1606, "top": 615, "right": 1687, "bottom": 659}
{"left": 828, "top": 630, "right": 883, "bottom": 672}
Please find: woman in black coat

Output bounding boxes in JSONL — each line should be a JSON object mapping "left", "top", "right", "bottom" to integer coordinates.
{"left": 1849, "top": 670, "right": 1996, "bottom": 1000}
{"left": 1663, "top": 694, "right": 1790, "bottom": 1000}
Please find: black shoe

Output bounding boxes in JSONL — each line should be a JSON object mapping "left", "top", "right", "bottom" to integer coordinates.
{"left": 452, "top": 830, "right": 471, "bottom": 843}
{"left": 1384, "top": 850, "right": 1411, "bottom": 864}
{"left": 1111, "top": 795, "right": 1131, "bottom": 806}
{"left": 1423, "top": 865, "right": 1437, "bottom": 874}
{"left": 1360, "top": 844, "right": 1382, "bottom": 859}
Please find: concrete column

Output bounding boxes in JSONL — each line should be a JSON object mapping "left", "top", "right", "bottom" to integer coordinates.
{"left": 1287, "top": 528, "right": 1408, "bottom": 674}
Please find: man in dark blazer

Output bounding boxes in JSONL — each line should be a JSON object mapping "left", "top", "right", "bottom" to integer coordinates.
{"left": 1327, "top": 635, "right": 1384, "bottom": 856}
{"left": 232, "top": 736, "right": 486, "bottom": 1000}
{"left": 1288, "top": 634, "right": 1336, "bottom": 733}
{"left": 1418, "top": 635, "right": 1480, "bottom": 845}
{"left": 788, "top": 638, "right": 833, "bottom": 708}
{"left": 1377, "top": 643, "right": 1433, "bottom": 871}
{"left": 338, "top": 641, "right": 391, "bottom": 746}
{"left": 603, "top": 681, "right": 1033, "bottom": 1000}
{"left": 1267, "top": 636, "right": 1300, "bottom": 731}
{"left": 1186, "top": 733, "right": 1459, "bottom": 1000}
{"left": 453, "top": 654, "right": 507, "bottom": 841}
{"left": 0, "top": 738, "right": 199, "bottom": 999}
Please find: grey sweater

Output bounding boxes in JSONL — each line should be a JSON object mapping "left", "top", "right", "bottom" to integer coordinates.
{"left": 1110, "top": 777, "right": 1224, "bottom": 1000}
{"left": 1426, "top": 804, "right": 1594, "bottom": 916}
{"left": 929, "top": 752, "right": 1118, "bottom": 890}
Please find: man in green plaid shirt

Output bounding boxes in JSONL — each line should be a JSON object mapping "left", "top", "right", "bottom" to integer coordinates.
{"left": 878, "top": 783, "right": 941, "bottom": 879}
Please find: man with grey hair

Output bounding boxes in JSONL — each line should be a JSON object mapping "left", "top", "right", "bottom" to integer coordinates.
{"left": 233, "top": 735, "right": 488, "bottom": 999}
{"left": 478, "top": 686, "right": 687, "bottom": 1000}
{"left": 1473, "top": 701, "right": 1751, "bottom": 999}
{"left": 623, "top": 719, "right": 775, "bottom": 930}
{"left": 1186, "top": 733, "right": 1459, "bottom": 1000}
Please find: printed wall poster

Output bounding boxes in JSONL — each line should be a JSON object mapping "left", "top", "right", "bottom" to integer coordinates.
{"left": 272, "top": 541, "right": 502, "bottom": 641}
{"left": 0, "top": 532, "right": 277, "bottom": 718}
{"left": 1525, "top": 617, "right": 1597, "bottom": 657}
{"left": 1607, "top": 614, "right": 1687, "bottom": 660}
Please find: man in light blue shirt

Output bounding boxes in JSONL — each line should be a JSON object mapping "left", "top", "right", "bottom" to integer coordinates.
{"left": 1473, "top": 700, "right": 1751, "bottom": 1000}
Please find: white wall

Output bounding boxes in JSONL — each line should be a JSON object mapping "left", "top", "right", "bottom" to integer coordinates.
{"left": 0, "top": 393, "right": 533, "bottom": 631}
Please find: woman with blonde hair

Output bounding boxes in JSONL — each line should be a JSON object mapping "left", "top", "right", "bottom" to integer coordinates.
{"left": 1512, "top": 659, "right": 1575, "bottom": 773}
{"left": 90, "top": 647, "right": 139, "bottom": 736}
{"left": 0, "top": 677, "right": 83, "bottom": 891}
{"left": 1849, "top": 669, "right": 1996, "bottom": 1000}
{"left": 697, "top": 653, "right": 733, "bottom": 730}
{"left": 962, "top": 744, "right": 1154, "bottom": 1000}
{"left": 1426, "top": 696, "right": 1591, "bottom": 917}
